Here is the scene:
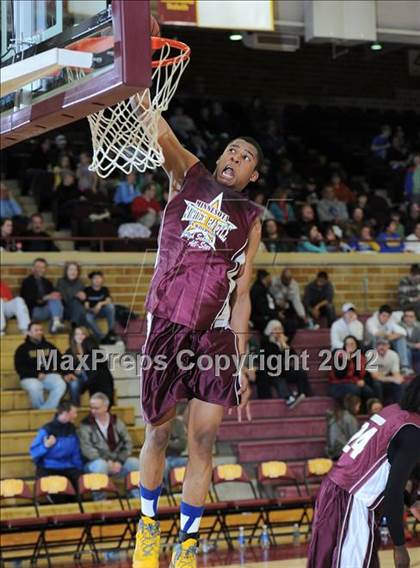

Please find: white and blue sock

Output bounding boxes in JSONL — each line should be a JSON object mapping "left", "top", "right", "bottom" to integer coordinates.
{"left": 180, "top": 501, "right": 204, "bottom": 540}
{"left": 140, "top": 484, "right": 161, "bottom": 519}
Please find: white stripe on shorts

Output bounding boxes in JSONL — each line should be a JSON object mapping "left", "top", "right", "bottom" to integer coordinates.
{"left": 337, "top": 496, "right": 373, "bottom": 568}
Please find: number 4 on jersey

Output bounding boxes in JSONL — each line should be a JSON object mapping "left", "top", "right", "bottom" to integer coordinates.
{"left": 342, "top": 415, "right": 385, "bottom": 459}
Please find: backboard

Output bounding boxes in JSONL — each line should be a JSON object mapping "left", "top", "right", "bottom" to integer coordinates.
{"left": 0, "top": 0, "right": 152, "bottom": 149}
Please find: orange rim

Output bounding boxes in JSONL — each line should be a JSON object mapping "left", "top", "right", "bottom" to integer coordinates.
{"left": 65, "top": 35, "right": 190, "bottom": 67}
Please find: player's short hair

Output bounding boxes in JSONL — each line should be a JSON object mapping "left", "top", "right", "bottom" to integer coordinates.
{"left": 235, "top": 136, "right": 264, "bottom": 171}
{"left": 400, "top": 375, "right": 420, "bottom": 413}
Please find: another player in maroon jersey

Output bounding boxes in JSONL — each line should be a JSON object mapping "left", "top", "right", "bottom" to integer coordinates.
{"left": 132, "top": 112, "right": 263, "bottom": 568}
{"left": 308, "top": 376, "right": 420, "bottom": 568}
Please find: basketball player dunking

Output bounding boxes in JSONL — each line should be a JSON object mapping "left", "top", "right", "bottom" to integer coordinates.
{"left": 132, "top": 110, "right": 263, "bottom": 566}
{"left": 308, "top": 376, "right": 420, "bottom": 568}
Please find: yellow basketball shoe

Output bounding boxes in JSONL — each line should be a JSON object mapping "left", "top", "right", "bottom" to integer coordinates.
{"left": 170, "top": 538, "right": 198, "bottom": 568}
{"left": 132, "top": 516, "right": 161, "bottom": 568}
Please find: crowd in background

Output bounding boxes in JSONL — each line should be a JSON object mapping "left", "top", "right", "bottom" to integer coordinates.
{"left": 1, "top": 98, "right": 419, "bottom": 252}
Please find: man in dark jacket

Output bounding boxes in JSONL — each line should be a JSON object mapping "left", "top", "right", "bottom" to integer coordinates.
{"left": 30, "top": 400, "right": 83, "bottom": 490}
{"left": 14, "top": 321, "right": 67, "bottom": 409}
{"left": 20, "top": 258, "right": 65, "bottom": 333}
{"left": 304, "top": 270, "right": 336, "bottom": 327}
{"left": 21, "top": 213, "right": 60, "bottom": 252}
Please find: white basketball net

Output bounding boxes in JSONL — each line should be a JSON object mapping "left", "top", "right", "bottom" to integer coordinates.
{"left": 87, "top": 40, "right": 190, "bottom": 179}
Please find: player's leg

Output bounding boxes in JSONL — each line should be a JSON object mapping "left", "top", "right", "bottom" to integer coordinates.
{"left": 171, "top": 399, "right": 224, "bottom": 568}
{"left": 133, "top": 408, "right": 175, "bottom": 568}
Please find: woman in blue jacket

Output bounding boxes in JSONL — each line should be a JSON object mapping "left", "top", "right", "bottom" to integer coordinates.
{"left": 30, "top": 400, "right": 83, "bottom": 491}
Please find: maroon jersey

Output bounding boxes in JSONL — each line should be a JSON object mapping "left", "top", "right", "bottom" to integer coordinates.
{"left": 145, "top": 162, "right": 260, "bottom": 330}
{"left": 329, "top": 404, "right": 420, "bottom": 507}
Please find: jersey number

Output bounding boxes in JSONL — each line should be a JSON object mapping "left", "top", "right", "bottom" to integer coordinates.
{"left": 342, "top": 422, "right": 378, "bottom": 459}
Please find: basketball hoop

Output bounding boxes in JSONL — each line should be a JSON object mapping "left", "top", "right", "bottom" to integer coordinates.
{"left": 82, "top": 36, "right": 191, "bottom": 178}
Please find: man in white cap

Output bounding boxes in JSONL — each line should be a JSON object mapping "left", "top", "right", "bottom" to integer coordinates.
{"left": 330, "top": 303, "right": 364, "bottom": 350}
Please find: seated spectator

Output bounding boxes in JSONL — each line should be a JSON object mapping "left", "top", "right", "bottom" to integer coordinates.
{"left": 0, "top": 182, "right": 23, "bottom": 218}
{"left": 269, "top": 188, "right": 296, "bottom": 224}
{"left": 325, "top": 394, "right": 361, "bottom": 460}
{"left": 331, "top": 173, "right": 355, "bottom": 204}
{"left": 304, "top": 271, "right": 336, "bottom": 326}
{"left": 317, "top": 185, "right": 349, "bottom": 225}
{"left": 404, "top": 152, "right": 420, "bottom": 204}
{"left": 366, "top": 398, "right": 383, "bottom": 417}
{"left": 377, "top": 219, "right": 404, "bottom": 253}
{"left": 350, "top": 225, "right": 380, "bottom": 253}
{"left": 270, "top": 268, "right": 317, "bottom": 329}
{"left": 365, "top": 189, "right": 390, "bottom": 229}
{"left": 299, "top": 179, "right": 319, "bottom": 206}
{"left": 256, "top": 320, "right": 304, "bottom": 407}
{"left": 390, "top": 210, "right": 405, "bottom": 239}
{"left": 30, "top": 401, "right": 82, "bottom": 491}
{"left": 131, "top": 182, "right": 161, "bottom": 228}
{"left": 165, "top": 404, "right": 188, "bottom": 481}
{"left": 345, "top": 207, "right": 365, "bottom": 239}
{"left": 405, "top": 202, "right": 419, "bottom": 235}
{"left": 53, "top": 154, "right": 73, "bottom": 188}
{"left": 0, "top": 218, "right": 21, "bottom": 251}
{"left": 53, "top": 172, "right": 80, "bottom": 229}
{"left": 22, "top": 213, "right": 60, "bottom": 252}
{"left": 0, "top": 280, "right": 30, "bottom": 335}
{"left": 56, "top": 261, "right": 87, "bottom": 328}
{"left": 328, "top": 335, "right": 377, "bottom": 404}
{"left": 398, "top": 264, "right": 420, "bottom": 319}
{"left": 405, "top": 222, "right": 420, "bottom": 254}
{"left": 370, "top": 124, "right": 391, "bottom": 160}
{"left": 297, "top": 224, "right": 327, "bottom": 253}
{"left": 113, "top": 172, "right": 140, "bottom": 205}
{"left": 369, "top": 338, "right": 405, "bottom": 404}
{"left": 323, "top": 224, "right": 351, "bottom": 252}
{"left": 78, "top": 392, "right": 138, "bottom": 481}
{"left": 76, "top": 151, "right": 97, "bottom": 192}
{"left": 300, "top": 203, "right": 317, "bottom": 226}
{"left": 261, "top": 219, "right": 293, "bottom": 252}
{"left": 251, "top": 191, "right": 274, "bottom": 221}
{"left": 401, "top": 309, "right": 420, "bottom": 374}
{"left": 80, "top": 335, "right": 115, "bottom": 405}
{"left": 276, "top": 159, "right": 304, "bottom": 191}
{"left": 84, "top": 271, "right": 117, "bottom": 344}
{"left": 366, "top": 304, "right": 412, "bottom": 374}
{"left": 14, "top": 321, "right": 67, "bottom": 409}
{"left": 330, "top": 303, "right": 364, "bottom": 350}
{"left": 20, "top": 258, "right": 65, "bottom": 333}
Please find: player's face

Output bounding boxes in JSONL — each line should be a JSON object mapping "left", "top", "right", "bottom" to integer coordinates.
{"left": 215, "top": 139, "right": 259, "bottom": 191}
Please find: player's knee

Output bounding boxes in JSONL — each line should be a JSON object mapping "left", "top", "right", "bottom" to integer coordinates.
{"left": 147, "top": 425, "right": 171, "bottom": 452}
{"left": 190, "top": 429, "right": 216, "bottom": 456}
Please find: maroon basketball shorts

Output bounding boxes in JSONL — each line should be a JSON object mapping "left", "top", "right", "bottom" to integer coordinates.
{"left": 307, "top": 477, "right": 379, "bottom": 568}
{"left": 140, "top": 314, "right": 242, "bottom": 424}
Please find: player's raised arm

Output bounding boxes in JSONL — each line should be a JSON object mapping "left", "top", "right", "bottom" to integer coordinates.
{"left": 157, "top": 116, "right": 199, "bottom": 197}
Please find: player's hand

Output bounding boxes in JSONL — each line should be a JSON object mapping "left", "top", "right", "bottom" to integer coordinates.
{"left": 394, "top": 545, "right": 410, "bottom": 568}
{"left": 238, "top": 370, "right": 251, "bottom": 408}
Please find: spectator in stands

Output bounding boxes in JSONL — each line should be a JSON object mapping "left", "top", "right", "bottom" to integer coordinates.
{"left": 76, "top": 151, "right": 97, "bottom": 192}
{"left": 84, "top": 271, "right": 117, "bottom": 344}
{"left": 64, "top": 326, "right": 91, "bottom": 405}
{"left": 299, "top": 178, "right": 319, "bottom": 206}
{"left": 369, "top": 338, "right": 405, "bottom": 403}
{"left": 300, "top": 203, "right": 317, "bottom": 227}
{"left": 56, "top": 261, "right": 87, "bottom": 328}
{"left": 269, "top": 188, "right": 296, "bottom": 224}
{"left": 370, "top": 124, "right": 391, "bottom": 160}
{"left": 165, "top": 404, "right": 188, "bottom": 481}
{"left": 366, "top": 304, "right": 412, "bottom": 375}
{"left": 345, "top": 207, "right": 365, "bottom": 239}
{"left": 325, "top": 394, "right": 361, "bottom": 460}
{"left": 22, "top": 213, "right": 60, "bottom": 252}
{"left": 14, "top": 321, "right": 67, "bottom": 409}
{"left": 400, "top": 309, "right": 420, "bottom": 374}
{"left": 405, "top": 222, "right": 420, "bottom": 254}
{"left": 405, "top": 203, "right": 419, "bottom": 236}
{"left": 317, "top": 185, "right": 349, "bottom": 225}
{"left": 365, "top": 189, "right": 390, "bottom": 229}
{"left": 0, "top": 280, "right": 30, "bottom": 336}
{"left": 261, "top": 219, "right": 292, "bottom": 252}
{"left": 304, "top": 271, "right": 336, "bottom": 326}
{"left": 270, "top": 268, "right": 317, "bottom": 329}
{"left": 0, "top": 218, "right": 21, "bottom": 252}
{"left": 169, "top": 105, "right": 196, "bottom": 140}
{"left": 349, "top": 225, "right": 380, "bottom": 252}
{"left": 323, "top": 224, "right": 351, "bottom": 252}
{"left": 53, "top": 154, "right": 73, "bottom": 189}
{"left": 30, "top": 400, "right": 83, "bottom": 490}
{"left": 81, "top": 335, "right": 115, "bottom": 405}
{"left": 21, "top": 258, "right": 65, "bottom": 333}
{"left": 297, "top": 224, "right": 327, "bottom": 253}
{"left": 330, "top": 303, "right": 364, "bottom": 350}
{"left": 276, "top": 159, "right": 304, "bottom": 190}
{"left": 404, "top": 152, "right": 420, "bottom": 204}
{"left": 391, "top": 210, "right": 405, "bottom": 239}
{"left": 398, "top": 264, "right": 420, "bottom": 319}
{"left": 113, "top": 172, "right": 140, "bottom": 205}
{"left": 331, "top": 173, "right": 355, "bottom": 204}
{"left": 377, "top": 219, "right": 404, "bottom": 253}
{"left": 0, "top": 182, "right": 23, "bottom": 218}
{"left": 78, "top": 392, "right": 138, "bottom": 480}
{"left": 366, "top": 398, "right": 383, "bottom": 417}
{"left": 251, "top": 191, "right": 274, "bottom": 221}
{"left": 131, "top": 182, "right": 161, "bottom": 228}
{"left": 53, "top": 171, "right": 80, "bottom": 229}
{"left": 328, "top": 335, "right": 376, "bottom": 404}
